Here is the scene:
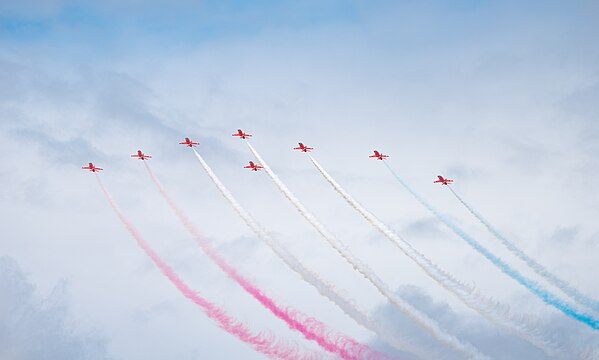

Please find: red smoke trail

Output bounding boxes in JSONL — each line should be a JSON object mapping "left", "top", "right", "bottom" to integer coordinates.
{"left": 143, "top": 163, "right": 390, "bottom": 360}
{"left": 192, "top": 148, "right": 417, "bottom": 357}
{"left": 95, "top": 174, "right": 322, "bottom": 360}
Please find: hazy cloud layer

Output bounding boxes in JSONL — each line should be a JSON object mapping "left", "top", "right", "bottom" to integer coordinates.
{"left": 371, "top": 286, "right": 599, "bottom": 360}
{"left": 0, "top": 257, "right": 110, "bottom": 360}
{"left": 1, "top": 1, "right": 598, "bottom": 359}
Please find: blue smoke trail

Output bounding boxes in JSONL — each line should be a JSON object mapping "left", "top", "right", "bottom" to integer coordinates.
{"left": 308, "top": 155, "right": 561, "bottom": 356}
{"left": 447, "top": 185, "right": 599, "bottom": 314}
{"left": 383, "top": 161, "right": 599, "bottom": 330}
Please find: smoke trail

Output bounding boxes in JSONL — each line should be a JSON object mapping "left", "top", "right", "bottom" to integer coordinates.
{"left": 191, "top": 149, "right": 419, "bottom": 358}
{"left": 374, "top": 163, "right": 565, "bottom": 353}
{"left": 447, "top": 185, "right": 599, "bottom": 314}
{"left": 95, "top": 174, "right": 321, "bottom": 360}
{"left": 308, "top": 156, "right": 566, "bottom": 356}
{"left": 380, "top": 162, "right": 599, "bottom": 331}
{"left": 245, "top": 142, "right": 489, "bottom": 360}
{"left": 143, "top": 162, "right": 389, "bottom": 360}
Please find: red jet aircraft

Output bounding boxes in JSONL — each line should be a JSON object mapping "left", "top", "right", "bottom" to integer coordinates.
{"left": 82, "top": 162, "right": 103, "bottom": 172}
{"left": 369, "top": 150, "right": 389, "bottom": 160}
{"left": 244, "top": 161, "right": 263, "bottom": 171}
{"left": 232, "top": 129, "right": 252, "bottom": 139}
{"left": 434, "top": 175, "right": 453, "bottom": 185}
{"left": 131, "top": 150, "right": 152, "bottom": 160}
{"left": 179, "top": 137, "right": 199, "bottom": 147}
{"left": 293, "top": 143, "right": 314, "bottom": 152}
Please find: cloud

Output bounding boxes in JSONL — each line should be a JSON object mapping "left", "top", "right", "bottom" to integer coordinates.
{"left": 401, "top": 217, "right": 445, "bottom": 240}
{"left": 0, "top": 256, "right": 111, "bottom": 360}
{"left": 1, "top": 1, "right": 599, "bottom": 359}
{"left": 371, "top": 285, "right": 598, "bottom": 360}
{"left": 547, "top": 226, "right": 581, "bottom": 245}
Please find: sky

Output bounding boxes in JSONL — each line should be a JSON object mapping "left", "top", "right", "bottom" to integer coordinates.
{"left": 1, "top": 0, "right": 599, "bottom": 359}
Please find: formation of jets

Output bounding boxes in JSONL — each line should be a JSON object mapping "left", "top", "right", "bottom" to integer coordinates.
{"left": 84, "top": 131, "right": 454, "bottom": 185}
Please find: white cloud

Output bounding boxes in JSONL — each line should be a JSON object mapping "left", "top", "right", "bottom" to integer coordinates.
{"left": 0, "top": 257, "right": 111, "bottom": 360}
{"left": 1, "top": 1, "right": 599, "bottom": 358}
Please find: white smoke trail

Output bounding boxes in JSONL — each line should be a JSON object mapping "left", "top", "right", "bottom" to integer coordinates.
{"left": 191, "top": 149, "right": 423, "bottom": 358}
{"left": 380, "top": 162, "right": 598, "bottom": 341}
{"left": 144, "top": 161, "right": 393, "bottom": 360}
{"left": 95, "top": 174, "right": 323, "bottom": 360}
{"left": 245, "top": 142, "right": 489, "bottom": 360}
{"left": 448, "top": 185, "right": 599, "bottom": 314}
{"left": 308, "top": 155, "right": 562, "bottom": 357}
{"left": 579, "top": 345, "right": 599, "bottom": 360}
